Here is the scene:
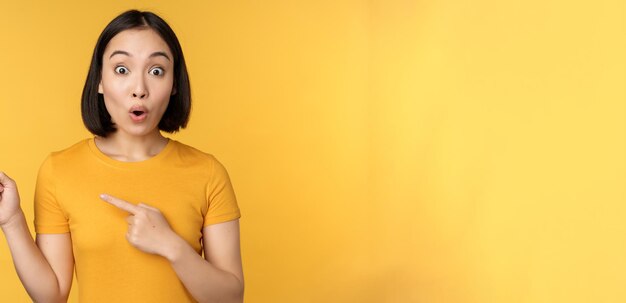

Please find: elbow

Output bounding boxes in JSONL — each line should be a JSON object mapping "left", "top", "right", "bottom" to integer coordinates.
{"left": 197, "top": 274, "right": 244, "bottom": 303}
{"left": 225, "top": 275, "right": 245, "bottom": 303}
{"left": 29, "top": 284, "right": 69, "bottom": 303}
{"left": 235, "top": 284, "right": 244, "bottom": 303}
{"left": 229, "top": 276, "right": 245, "bottom": 303}
{"left": 33, "top": 295, "right": 68, "bottom": 303}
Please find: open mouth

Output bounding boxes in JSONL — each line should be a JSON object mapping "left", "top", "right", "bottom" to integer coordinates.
{"left": 129, "top": 106, "right": 148, "bottom": 122}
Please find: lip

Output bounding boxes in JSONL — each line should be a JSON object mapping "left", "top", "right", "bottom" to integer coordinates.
{"left": 129, "top": 105, "right": 149, "bottom": 123}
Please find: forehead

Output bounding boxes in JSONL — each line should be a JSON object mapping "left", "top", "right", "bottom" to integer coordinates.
{"left": 104, "top": 28, "right": 172, "bottom": 58}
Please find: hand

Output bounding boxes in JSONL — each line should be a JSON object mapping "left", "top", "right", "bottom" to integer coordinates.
{"left": 100, "top": 194, "right": 181, "bottom": 258}
{"left": 0, "top": 172, "right": 23, "bottom": 228}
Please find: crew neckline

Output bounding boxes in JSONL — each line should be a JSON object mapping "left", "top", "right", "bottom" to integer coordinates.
{"left": 87, "top": 137, "right": 175, "bottom": 169}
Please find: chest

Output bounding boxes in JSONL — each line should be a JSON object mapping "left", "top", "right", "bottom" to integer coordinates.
{"left": 54, "top": 165, "right": 209, "bottom": 255}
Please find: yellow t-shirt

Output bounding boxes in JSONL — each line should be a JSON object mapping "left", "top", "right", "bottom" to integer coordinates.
{"left": 34, "top": 138, "right": 241, "bottom": 302}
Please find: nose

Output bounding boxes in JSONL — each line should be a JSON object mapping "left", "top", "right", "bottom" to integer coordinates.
{"left": 132, "top": 75, "right": 148, "bottom": 99}
{"left": 132, "top": 91, "right": 147, "bottom": 98}
{"left": 133, "top": 93, "right": 146, "bottom": 99}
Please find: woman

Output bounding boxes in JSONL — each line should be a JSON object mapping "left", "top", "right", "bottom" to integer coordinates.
{"left": 0, "top": 10, "right": 243, "bottom": 303}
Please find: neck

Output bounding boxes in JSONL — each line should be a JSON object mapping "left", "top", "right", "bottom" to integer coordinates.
{"left": 94, "top": 130, "right": 169, "bottom": 162}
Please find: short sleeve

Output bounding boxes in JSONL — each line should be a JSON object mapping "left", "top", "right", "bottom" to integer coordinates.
{"left": 203, "top": 157, "right": 241, "bottom": 226}
{"left": 34, "top": 154, "right": 70, "bottom": 234}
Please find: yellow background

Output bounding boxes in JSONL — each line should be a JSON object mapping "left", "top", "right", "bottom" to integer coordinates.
{"left": 0, "top": 0, "right": 625, "bottom": 302}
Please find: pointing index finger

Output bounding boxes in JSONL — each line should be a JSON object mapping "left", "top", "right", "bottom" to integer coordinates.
{"left": 100, "top": 194, "right": 139, "bottom": 214}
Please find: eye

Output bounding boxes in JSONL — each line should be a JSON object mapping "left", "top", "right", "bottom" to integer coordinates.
{"left": 114, "top": 66, "right": 129, "bottom": 74}
{"left": 149, "top": 67, "right": 164, "bottom": 76}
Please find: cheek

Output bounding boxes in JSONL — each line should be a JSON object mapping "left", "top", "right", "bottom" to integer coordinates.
{"left": 155, "top": 96, "right": 172, "bottom": 116}
{"left": 101, "top": 89, "right": 125, "bottom": 110}
{"left": 101, "top": 99, "right": 117, "bottom": 122}
{"left": 101, "top": 86, "right": 128, "bottom": 119}
{"left": 100, "top": 77, "right": 127, "bottom": 101}
{"left": 151, "top": 80, "right": 174, "bottom": 105}
{"left": 161, "top": 75, "right": 175, "bottom": 93}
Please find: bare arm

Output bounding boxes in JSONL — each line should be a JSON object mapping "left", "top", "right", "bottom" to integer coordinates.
{"left": 167, "top": 220, "right": 244, "bottom": 303}
{"left": 0, "top": 172, "right": 74, "bottom": 303}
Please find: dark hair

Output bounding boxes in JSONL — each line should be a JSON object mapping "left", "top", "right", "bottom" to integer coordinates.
{"left": 81, "top": 10, "right": 191, "bottom": 136}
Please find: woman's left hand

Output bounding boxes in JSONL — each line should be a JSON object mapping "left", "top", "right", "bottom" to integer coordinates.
{"left": 100, "top": 194, "right": 181, "bottom": 258}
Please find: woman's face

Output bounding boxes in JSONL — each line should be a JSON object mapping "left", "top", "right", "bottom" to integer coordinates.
{"left": 98, "top": 28, "right": 175, "bottom": 138}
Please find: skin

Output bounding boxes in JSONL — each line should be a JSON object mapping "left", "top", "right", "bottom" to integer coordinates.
{"left": 97, "top": 28, "right": 174, "bottom": 160}
{"left": 0, "top": 28, "right": 244, "bottom": 303}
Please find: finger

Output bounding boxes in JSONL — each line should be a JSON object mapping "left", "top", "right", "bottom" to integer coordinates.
{"left": 125, "top": 216, "right": 135, "bottom": 225}
{"left": 0, "top": 171, "right": 16, "bottom": 187}
{"left": 138, "top": 203, "right": 159, "bottom": 211}
{"left": 100, "top": 194, "right": 140, "bottom": 214}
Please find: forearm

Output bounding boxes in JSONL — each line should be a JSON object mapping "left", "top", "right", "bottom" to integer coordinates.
{"left": 1, "top": 212, "right": 66, "bottom": 303}
{"left": 166, "top": 237, "right": 244, "bottom": 303}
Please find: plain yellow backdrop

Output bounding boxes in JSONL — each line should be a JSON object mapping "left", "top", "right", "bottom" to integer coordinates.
{"left": 0, "top": 0, "right": 625, "bottom": 302}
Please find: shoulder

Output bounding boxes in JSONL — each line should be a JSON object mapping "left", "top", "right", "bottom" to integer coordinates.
{"left": 36, "top": 139, "right": 91, "bottom": 182}
{"left": 47, "top": 138, "right": 92, "bottom": 162}
{"left": 40, "top": 138, "right": 91, "bottom": 169}
{"left": 168, "top": 140, "right": 223, "bottom": 167}
{"left": 166, "top": 141, "right": 233, "bottom": 179}
{"left": 167, "top": 141, "right": 233, "bottom": 183}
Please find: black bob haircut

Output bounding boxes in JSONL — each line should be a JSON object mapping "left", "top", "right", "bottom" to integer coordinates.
{"left": 81, "top": 10, "right": 191, "bottom": 137}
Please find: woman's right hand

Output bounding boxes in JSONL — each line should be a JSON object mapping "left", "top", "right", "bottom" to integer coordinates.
{"left": 0, "top": 171, "right": 23, "bottom": 228}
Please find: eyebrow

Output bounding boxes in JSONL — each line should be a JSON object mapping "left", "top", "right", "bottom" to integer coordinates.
{"left": 109, "top": 50, "right": 171, "bottom": 61}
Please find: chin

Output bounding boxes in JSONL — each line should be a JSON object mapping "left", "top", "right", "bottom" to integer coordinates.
{"left": 117, "top": 125, "right": 160, "bottom": 137}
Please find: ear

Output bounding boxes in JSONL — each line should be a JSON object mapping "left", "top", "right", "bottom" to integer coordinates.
{"left": 98, "top": 80, "right": 103, "bottom": 94}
